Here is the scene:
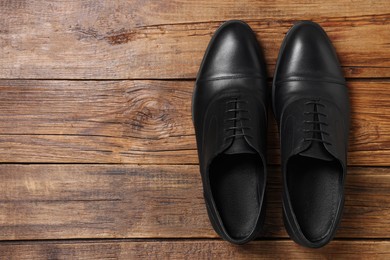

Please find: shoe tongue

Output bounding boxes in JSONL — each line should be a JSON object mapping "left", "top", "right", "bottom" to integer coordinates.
{"left": 223, "top": 137, "right": 256, "bottom": 155}
{"left": 299, "top": 141, "right": 334, "bottom": 161}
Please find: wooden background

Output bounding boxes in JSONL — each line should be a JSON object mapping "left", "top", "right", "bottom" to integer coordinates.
{"left": 0, "top": 0, "right": 389, "bottom": 259}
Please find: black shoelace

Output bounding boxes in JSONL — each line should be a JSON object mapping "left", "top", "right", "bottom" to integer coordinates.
{"left": 303, "top": 98, "right": 332, "bottom": 145}
{"left": 224, "top": 98, "right": 252, "bottom": 141}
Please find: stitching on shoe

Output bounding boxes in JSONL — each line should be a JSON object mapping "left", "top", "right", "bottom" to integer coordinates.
{"left": 197, "top": 75, "right": 264, "bottom": 82}
{"left": 275, "top": 78, "right": 346, "bottom": 85}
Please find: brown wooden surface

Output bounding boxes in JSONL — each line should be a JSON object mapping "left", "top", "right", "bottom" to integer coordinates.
{"left": 0, "top": 80, "right": 388, "bottom": 166}
{"left": 1, "top": 240, "right": 390, "bottom": 259}
{"left": 1, "top": 1, "right": 389, "bottom": 79}
{"left": 1, "top": 0, "right": 390, "bottom": 259}
{"left": 0, "top": 165, "right": 389, "bottom": 240}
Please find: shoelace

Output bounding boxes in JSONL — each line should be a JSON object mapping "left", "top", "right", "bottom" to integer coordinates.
{"left": 224, "top": 98, "right": 252, "bottom": 141}
{"left": 303, "top": 98, "right": 332, "bottom": 145}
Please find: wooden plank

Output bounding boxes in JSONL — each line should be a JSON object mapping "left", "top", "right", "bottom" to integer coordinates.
{"left": 0, "top": 164, "right": 389, "bottom": 240}
{"left": 1, "top": 240, "right": 390, "bottom": 259}
{"left": 0, "top": 0, "right": 389, "bottom": 79}
{"left": 0, "top": 80, "right": 388, "bottom": 166}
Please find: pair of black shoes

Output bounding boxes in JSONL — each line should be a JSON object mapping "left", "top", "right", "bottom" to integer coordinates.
{"left": 192, "top": 20, "right": 350, "bottom": 248}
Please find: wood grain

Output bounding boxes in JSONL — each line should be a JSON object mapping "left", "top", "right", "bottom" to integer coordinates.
{"left": 1, "top": 0, "right": 389, "bottom": 258}
{"left": 0, "top": 0, "right": 389, "bottom": 79}
{"left": 0, "top": 164, "right": 389, "bottom": 240}
{"left": 1, "top": 240, "right": 390, "bottom": 259}
{"left": 0, "top": 80, "right": 388, "bottom": 165}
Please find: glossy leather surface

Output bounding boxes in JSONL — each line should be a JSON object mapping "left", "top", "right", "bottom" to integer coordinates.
{"left": 192, "top": 20, "right": 268, "bottom": 244}
{"left": 273, "top": 21, "right": 350, "bottom": 248}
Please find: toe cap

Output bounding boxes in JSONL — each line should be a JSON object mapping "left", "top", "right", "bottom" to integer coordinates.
{"left": 275, "top": 21, "right": 344, "bottom": 83}
{"left": 197, "top": 20, "right": 266, "bottom": 81}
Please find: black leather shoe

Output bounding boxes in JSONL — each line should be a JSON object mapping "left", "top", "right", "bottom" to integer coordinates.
{"left": 272, "top": 21, "right": 350, "bottom": 248}
{"left": 192, "top": 20, "right": 268, "bottom": 244}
